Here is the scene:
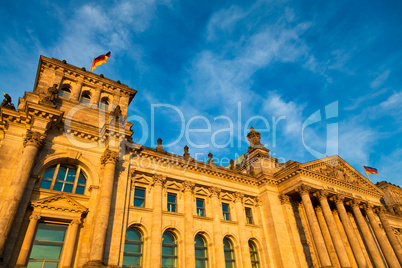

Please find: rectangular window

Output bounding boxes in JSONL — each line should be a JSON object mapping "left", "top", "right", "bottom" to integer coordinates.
{"left": 167, "top": 193, "right": 177, "bottom": 212}
{"left": 196, "top": 198, "right": 205, "bottom": 217}
{"left": 27, "top": 223, "right": 67, "bottom": 267}
{"left": 134, "top": 187, "right": 146, "bottom": 208}
{"left": 245, "top": 207, "right": 254, "bottom": 224}
{"left": 222, "top": 203, "right": 231, "bottom": 221}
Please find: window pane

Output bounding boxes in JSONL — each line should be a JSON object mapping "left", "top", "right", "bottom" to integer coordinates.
{"left": 56, "top": 166, "right": 67, "bottom": 181}
{"left": 196, "top": 199, "right": 204, "bottom": 208}
{"left": 43, "top": 167, "right": 56, "bottom": 179}
{"left": 40, "top": 179, "right": 52, "bottom": 190}
{"left": 63, "top": 183, "right": 73, "bottom": 193}
{"left": 134, "top": 199, "right": 145, "bottom": 207}
{"left": 162, "top": 257, "right": 176, "bottom": 267}
{"left": 124, "top": 228, "right": 143, "bottom": 267}
{"left": 53, "top": 182, "right": 63, "bottom": 191}
{"left": 195, "top": 259, "right": 207, "bottom": 268}
{"left": 167, "top": 193, "right": 176, "bottom": 203}
{"left": 35, "top": 224, "right": 67, "bottom": 242}
{"left": 27, "top": 262, "right": 43, "bottom": 268}
{"left": 66, "top": 168, "right": 76, "bottom": 182}
{"left": 222, "top": 203, "right": 229, "bottom": 212}
{"left": 134, "top": 188, "right": 145, "bottom": 198}
{"left": 78, "top": 173, "right": 86, "bottom": 184}
{"left": 43, "top": 261, "right": 59, "bottom": 268}
{"left": 125, "top": 243, "right": 141, "bottom": 253}
{"left": 123, "top": 255, "right": 142, "bottom": 266}
{"left": 75, "top": 185, "right": 85, "bottom": 195}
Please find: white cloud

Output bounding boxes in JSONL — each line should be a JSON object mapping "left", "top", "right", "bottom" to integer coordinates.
{"left": 371, "top": 69, "right": 390, "bottom": 89}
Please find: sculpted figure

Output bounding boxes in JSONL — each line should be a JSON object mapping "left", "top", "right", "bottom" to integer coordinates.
{"left": 0, "top": 93, "right": 15, "bottom": 110}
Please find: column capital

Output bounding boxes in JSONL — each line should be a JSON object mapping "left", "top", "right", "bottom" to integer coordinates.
{"left": 295, "top": 184, "right": 311, "bottom": 196}
{"left": 315, "top": 206, "right": 323, "bottom": 213}
{"left": 23, "top": 130, "right": 46, "bottom": 148}
{"left": 375, "top": 206, "right": 387, "bottom": 215}
{"left": 70, "top": 219, "right": 82, "bottom": 225}
{"left": 279, "top": 194, "right": 291, "bottom": 205}
{"left": 332, "top": 209, "right": 339, "bottom": 217}
{"left": 183, "top": 180, "right": 195, "bottom": 193}
{"left": 332, "top": 194, "right": 345, "bottom": 204}
{"left": 234, "top": 192, "right": 244, "bottom": 203}
{"left": 349, "top": 199, "right": 363, "bottom": 209}
{"left": 152, "top": 174, "right": 166, "bottom": 186}
{"left": 363, "top": 203, "right": 375, "bottom": 212}
{"left": 315, "top": 190, "right": 329, "bottom": 200}
{"left": 101, "top": 149, "right": 119, "bottom": 165}
{"left": 29, "top": 214, "right": 41, "bottom": 221}
{"left": 209, "top": 186, "right": 221, "bottom": 197}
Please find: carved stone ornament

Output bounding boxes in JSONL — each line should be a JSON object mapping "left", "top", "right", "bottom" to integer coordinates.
{"left": 183, "top": 181, "right": 195, "bottom": 193}
{"left": 23, "top": 130, "right": 46, "bottom": 148}
{"left": 208, "top": 152, "right": 214, "bottom": 164}
{"left": 279, "top": 194, "right": 291, "bottom": 205}
{"left": 152, "top": 174, "right": 166, "bottom": 186}
{"left": 332, "top": 195, "right": 345, "bottom": 204}
{"left": 316, "top": 190, "right": 329, "bottom": 200}
{"left": 234, "top": 192, "right": 244, "bottom": 202}
{"left": 156, "top": 137, "right": 165, "bottom": 152}
{"left": 39, "top": 84, "right": 59, "bottom": 106}
{"left": 100, "top": 149, "right": 119, "bottom": 165}
{"left": 183, "top": 145, "right": 190, "bottom": 160}
{"left": 0, "top": 93, "right": 15, "bottom": 110}
{"left": 363, "top": 203, "right": 375, "bottom": 212}
{"left": 29, "top": 214, "right": 41, "bottom": 221}
{"left": 350, "top": 199, "right": 362, "bottom": 209}
{"left": 295, "top": 185, "right": 311, "bottom": 196}
{"left": 247, "top": 126, "right": 265, "bottom": 150}
{"left": 71, "top": 219, "right": 82, "bottom": 225}
{"left": 375, "top": 206, "right": 386, "bottom": 215}
{"left": 209, "top": 186, "right": 221, "bottom": 197}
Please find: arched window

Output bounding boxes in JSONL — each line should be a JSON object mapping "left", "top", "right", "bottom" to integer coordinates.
{"left": 223, "top": 237, "right": 235, "bottom": 268}
{"left": 123, "top": 227, "right": 143, "bottom": 268}
{"left": 195, "top": 234, "right": 208, "bottom": 268}
{"left": 80, "top": 91, "right": 91, "bottom": 105}
{"left": 162, "top": 231, "right": 177, "bottom": 268}
{"left": 100, "top": 97, "right": 109, "bottom": 110}
{"left": 59, "top": 85, "right": 71, "bottom": 99}
{"left": 40, "top": 164, "right": 87, "bottom": 195}
{"left": 249, "top": 241, "right": 260, "bottom": 268}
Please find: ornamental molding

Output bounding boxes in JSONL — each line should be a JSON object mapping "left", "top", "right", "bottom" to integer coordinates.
{"left": 209, "top": 186, "right": 221, "bottom": 197}
{"left": 152, "top": 174, "right": 166, "bottom": 186}
{"left": 31, "top": 193, "right": 87, "bottom": 214}
{"left": 23, "top": 130, "right": 47, "bottom": 148}
{"left": 101, "top": 149, "right": 119, "bottom": 165}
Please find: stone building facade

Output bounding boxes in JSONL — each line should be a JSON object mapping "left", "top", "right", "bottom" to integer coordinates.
{"left": 0, "top": 55, "right": 401, "bottom": 267}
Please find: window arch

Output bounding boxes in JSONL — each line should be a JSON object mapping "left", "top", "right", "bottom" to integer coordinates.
{"left": 249, "top": 240, "right": 260, "bottom": 268}
{"left": 123, "top": 227, "right": 143, "bottom": 268}
{"left": 195, "top": 234, "right": 208, "bottom": 268}
{"left": 80, "top": 91, "right": 91, "bottom": 105}
{"left": 59, "top": 85, "right": 71, "bottom": 99}
{"left": 100, "top": 97, "right": 109, "bottom": 110}
{"left": 223, "top": 237, "right": 235, "bottom": 268}
{"left": 40, "top": 164, "right": 87, "bottom": 195}
{"left": 162, "top": 231, "right": 177, "bottom": 268}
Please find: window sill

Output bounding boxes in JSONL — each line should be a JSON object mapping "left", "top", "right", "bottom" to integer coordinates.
{"left": 194, "top": 215, "right": 213, "bottom": 221}
{"left": 221, "top": 220, "right": 238, "bottom": 225}
{"left": 129, "top": 206, "right": 153, "bottom": 212}
{"left": 246, "top": 223, "right": 260, "bottom": 228}
{"left": 163, "top": 211, "right": 185, "bottom": 217}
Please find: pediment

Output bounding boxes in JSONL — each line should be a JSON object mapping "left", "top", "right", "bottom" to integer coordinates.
{"left": 31, "top": 193, "right": 87, "bottom": 214}
{"left": 221, "top": 192, "right": 234, "bottom": 201}
{"left": 195, "top": 187, "right": 210, "bottom": 196}
{"left": 165, "top": 181, "right": 183, "bottom": 191}
{"left": 132, "top": 175, "right": 152, "bottom": 185}
{"left": 244, "top": 197, "right": 257, "bottom": 206}
{"left": 301, "top": 156, "right": 383, "bottom": 196}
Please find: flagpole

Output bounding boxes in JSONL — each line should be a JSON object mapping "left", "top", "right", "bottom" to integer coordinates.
{"left": 90, "top": 57, "right": 95, "bottom": 72}
{"left": 362, "top": 165, "right": 371, "bottom": 180}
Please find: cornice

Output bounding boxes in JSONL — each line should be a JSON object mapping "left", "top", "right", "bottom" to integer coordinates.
{"left": 133, "top": 148, "right": 260, "bottom": 186}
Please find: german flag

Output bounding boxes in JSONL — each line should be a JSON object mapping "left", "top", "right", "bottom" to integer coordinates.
{"left": 363, "top": 166, "right": 379, "bottom": 175}
{"left": 90, "top": 52, "right": 111, "bottom": 72}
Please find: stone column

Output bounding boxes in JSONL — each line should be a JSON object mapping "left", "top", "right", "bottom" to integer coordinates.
{"left": 333, "top": 195, "right": 366, "bottom": 268}
{"left": 71, "top": 81, "right": 83, "bottom": 101}
{"left": 296, "top": 185, "right": 332, "bottom": 267}
{"left": 210, "top": 187, "right": 225, "bottom": 268}
{"left": 91, "top": 85, "right": 102, "bottom": 107}
{"left": 234, "top": 192, "right": 253, "bottom": 268}
{"left": 350, "top": 200, "right": 385, "bottom": 268}
{"left": 317, "top": 191, "right": 352, "bottom": 268}
{"left": 85, "top": 149, "right": 119, "bottom": 266}
{"left": 0, "top": 130, "right": 46, "bottom": 255}
{"left": 183, "top": 181, "right": 195, "bottom": 268}
{"left": 377, "top": 208, "right": 402, "bottom": 266}
{"left": 365, "top": 205, "right": 399, "bottom": 268}
{"left": 15, "top": 214, "right": 41, "bottom": 266}
{"left": 149, "top": 174, "right": 165, "bottom": 268}
{"left": 315, "top": 206, "right": 341, "bottom": 267}
{"left": 61, "top": 219, "right": 81, "bottom": 268}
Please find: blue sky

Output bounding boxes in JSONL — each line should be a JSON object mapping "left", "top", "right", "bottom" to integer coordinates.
{"left": 1, "top": 0, "right": 402, "bottom": 186}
